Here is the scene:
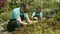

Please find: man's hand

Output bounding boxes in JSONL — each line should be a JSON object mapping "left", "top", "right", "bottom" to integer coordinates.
{"left": 28, "top": 21, "right": 33, "bottom": 24}
{"left": 27, "top": 20, "right": 37, "bottom": 24}
{"left": 20, "top": 21, "right": 28, "bottom": 25}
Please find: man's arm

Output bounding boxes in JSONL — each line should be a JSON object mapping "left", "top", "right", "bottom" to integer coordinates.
{"left": 16, "top": 17, "right": 27, "bottom": 25}
{"left": 40, "top": 12, "right": 43, "bottom": 20}
{"left": 24, "top": 13, "right": 32, "bottom": 24}
{"left": 32, "top": 12, "right": 35, "bottom": 18}
{"left": 13, "top": 8, "right": 27, "bottom": 25}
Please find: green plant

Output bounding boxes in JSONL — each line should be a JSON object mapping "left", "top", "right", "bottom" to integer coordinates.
{"left": 56, "top": 12, "right": 60, "bottom": 21}
{"left": 0, "top": 12, "right": 11, "bottom": 21}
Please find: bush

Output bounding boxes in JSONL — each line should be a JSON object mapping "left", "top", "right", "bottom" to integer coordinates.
{"left": 56, "top": 12, "right": 60, "bottom": 21}
{"left": 0, "top": 12, "right": 11, "bottom": 21}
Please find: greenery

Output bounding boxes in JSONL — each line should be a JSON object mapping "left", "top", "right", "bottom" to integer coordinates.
{"left": 0, "top": 0, "right": 60, "bottom": 34}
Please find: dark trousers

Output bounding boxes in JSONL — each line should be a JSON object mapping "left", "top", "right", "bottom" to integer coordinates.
{"left": 33, "top": 15, "right": 39, "bottom": 20}
{"left": 7, "top": 19, "right": 20, "bottom": 32}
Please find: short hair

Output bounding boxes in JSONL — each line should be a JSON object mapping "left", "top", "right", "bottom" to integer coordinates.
{"left": 20, "top": 2, "right": 28, "bottom": 8}
{"left": 36, "top": 6, "right": 41, "bottom": 10}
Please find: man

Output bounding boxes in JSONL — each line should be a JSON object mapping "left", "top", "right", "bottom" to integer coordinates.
{"left": 7, "top": 3, "right": 33, "bottom": 32}
{"left": 32, "top": 6, "right": 43, "bottom": 20}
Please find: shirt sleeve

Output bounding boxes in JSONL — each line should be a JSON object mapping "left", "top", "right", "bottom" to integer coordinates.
{"left": 32, "top": 12, "right": 35, "bottom": 17}
{"left": 24, "top": 13, "right": 29, "bottom": 19}
{"left": 40, "top": 12, "right": 43, "bottom": 18}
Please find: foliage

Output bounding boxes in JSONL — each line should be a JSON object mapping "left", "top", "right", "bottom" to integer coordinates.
{"left": 0, "top": 0, "right": 6, "bottom": 9}
{"left": 56, "top": 12, "right": 60, "bottom": 21}
{"left": 0, "top": 12, "right": 11, "bottom": 21}
{"left": 10, "top": 19, "right": 60, "bottom": 34}
{"left": 0, "top": 0, "right": 60, "bottom": 34}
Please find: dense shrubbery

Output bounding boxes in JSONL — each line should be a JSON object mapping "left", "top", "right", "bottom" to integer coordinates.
{"left": 0, "top": 0, "right": 6, "bottom": 9}
{"left": 0, "top": 0, "right": 60, "bottom": 34}
{"left": 10, "top": 19, "right": 60, "bottom": 34}
{"left": 0, "top": 12, "right": 11, "bottom": 21}
{"left": 56, "top": 12, "right": 60, "bottom": 21}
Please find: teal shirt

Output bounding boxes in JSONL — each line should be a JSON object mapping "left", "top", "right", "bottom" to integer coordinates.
{"left": 10, "top": 7, "right": 29, "bottom": 19}
{"left": 24, "top": 13, "right": 29, "bottom": 19}
{"left": 32, "top": 12, "right": 43, "bottom": 18}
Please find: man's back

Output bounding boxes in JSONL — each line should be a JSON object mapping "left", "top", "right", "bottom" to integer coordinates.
{"left": 10, "top": 7, "right": 20, "bottom": 19}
